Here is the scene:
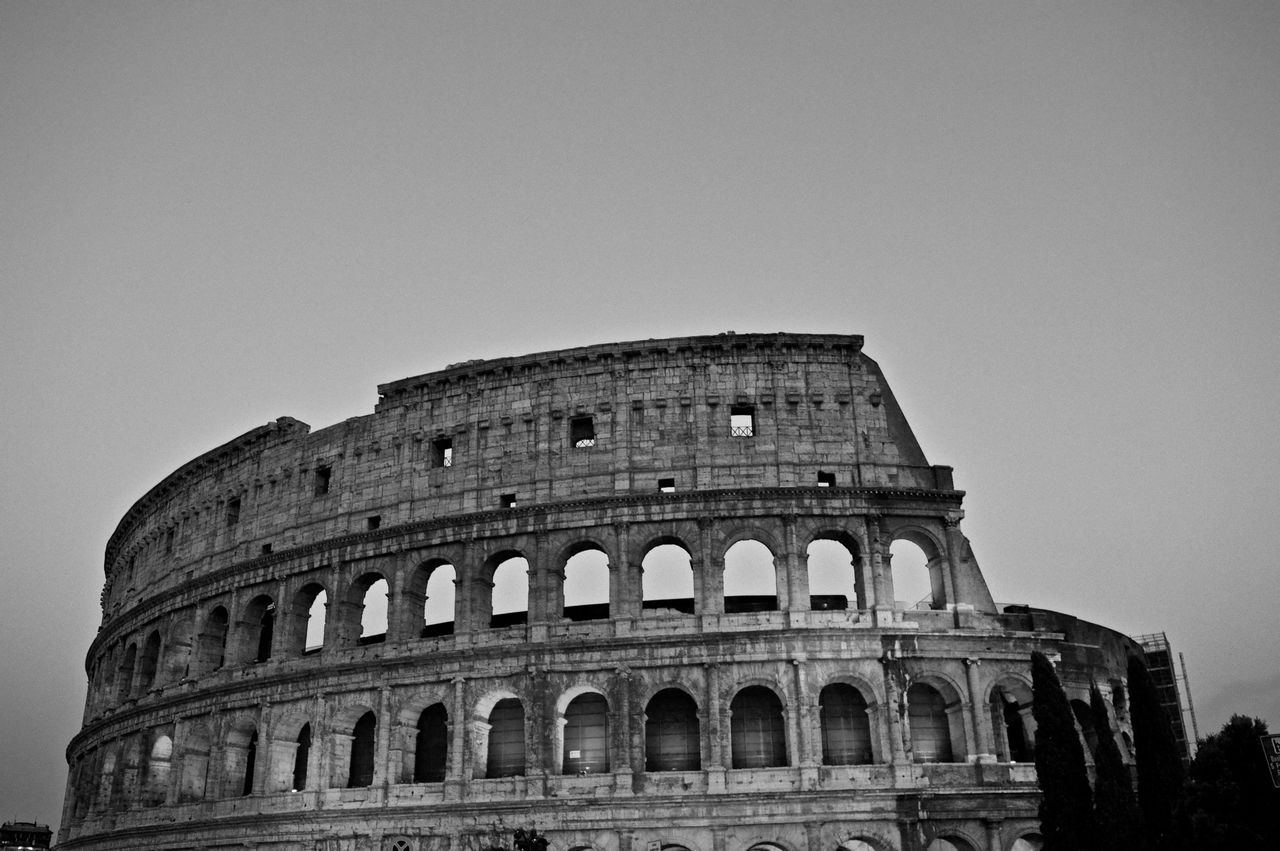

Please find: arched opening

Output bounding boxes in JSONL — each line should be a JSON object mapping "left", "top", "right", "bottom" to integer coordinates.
{"left": 1010, "top": 835, "right": 1044, "bottom": 851}
{"left": 723, "top": 540, "right": 778, "bottom": 613}
{"left": 292, "top": 723, "right": 311, "bottom": 791}
{"left": 347, "top": 711, "right": 377, "bottom": 787}
{"left": 1070, "top": 698, "right": 1099, "bottom": 758}
{"left": 907, "top": 683, "right": 955, "bottom": 762}
{"left": 222, "top": 724, "right": 257, "bottom": 798}
{"left": 421, "top": 562, "right": 456, "bottom": 637}
{"left": 287, "top": 583, "right": 327, "bottom": 655}
{"left": 925, "top": 839, "right": 977, "bottom": 851}
{"left": 486, "top": 698, "right": 526, "bottom": 777}
{"left": 194, "top": 607, "right": 229, "bottom": 675}
{"left": 414, "top": 704, "right": 449, "bottom": 782}
{"left": 730, "top": 685, "right": 787, "bottom": 768}
{"left": 116, "top": 644, "right": 137, "bottom": 702}
{"left": 641, "top": 543, "right": 695, "bottom": 614}
{"left": 97, "top": 752, "right": 117, "bottom": 812}
{"left": 178, "top": 726, "right": 211, "bottom": 802}
{"left": 163, "top": 613, "right": 195, "bottom": 681}
{"left": 644, "top": 688, "right": 701, "bottom": 771}
{"left": 807, "top": 537, "right": 860, "bottom": 611}
{"left": 489, "top": 555, "right": 529, "bottom": 628}
{"left": 238, "top": 595, "right": 276, "bottom": 664}
{"left": 137, "top": 631, "right": 162, "bottom": 692}
{"left": 563, "top": 547, "right": 610, "bottom": 621}
{"left": 819, "top": 683, "right": 873, "bottom": 765}
{"left": 989, "top": 681, "right": 1034, "bottom": 762}
{"left": 563, "top": 693, "right": 610, "bottom": 774}
{"left": 889, "top": 539, "right": 935, "bottom": 610}
{"left": 143, "top": 734, "right": 172, "bottom": 806}
{"left": 348, "top": 575, "right": 388, "bottom": 645}
{"left": 838, "top": 841, "right": 879, "bottom": 851}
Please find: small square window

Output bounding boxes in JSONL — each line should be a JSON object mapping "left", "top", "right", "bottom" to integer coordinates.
{"left": 261, "top": 543, "right": 273, "bottom": 555}
{"left": 314, "top": 465, "right": 332, "bottom": 496}
{"left": 226, "top": 497, "right": 241, "bottom": 526}
{"left": 817, "top": 471, "right": 835, "bottom": 487}
{"left": 500, "top": 493, "right": 517, "bottom": 509}
{"left": 432, "top": 437, "right": 453, "bottom": 468}
{"left": 367, "top": 515, "right": 381, "bottom": 531}
{"left": 570, "top": 415, "right": 596, "bottom": 448}
{"left": 730, "top": 405, "right": 755, "bottom": 438}
{"left": 658, "top": 477, "right": 676, "bottom": 493}
{"left": 164, "top": 527, "right": 175, "bottom": 554}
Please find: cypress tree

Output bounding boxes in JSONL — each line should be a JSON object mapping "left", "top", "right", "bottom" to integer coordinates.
{"left": 1089, "top": 684, "right": 1142, "bottom": 851}
{"left": 1031, "top": 651, "right": 1095, "bottom": 851}
{"left": 1127, "top": 653, "right": 1185, "bottom": 849}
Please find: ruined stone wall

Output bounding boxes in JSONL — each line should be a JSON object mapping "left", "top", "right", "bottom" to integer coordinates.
{"left": 63, "top": 333, "right": 1136, "bottom": 851}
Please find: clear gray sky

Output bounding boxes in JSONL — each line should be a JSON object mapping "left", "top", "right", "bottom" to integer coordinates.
{"left": 3, "top": 0, "right": 1277, "bottom": 831}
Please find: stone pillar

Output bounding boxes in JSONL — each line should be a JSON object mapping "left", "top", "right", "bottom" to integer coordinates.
{"left": 868, "top": 516, "right": 894, "bottom": 626}
{"left": 313, "top": 694, "right": 330, "bottom": 790}
{"left": 984, "top": 819, "right": 1003, "bottom": 851}
{"left": 697, "top": 516, "right": 723, "bottom": 617}
{"left": 455, "top": 542, "right": 478, "bottom": 638}
{"left": 252, "top": 701, "right": 270, "bottom": 795}
{"left": 943, "top": 517, "right": 966, "bottom": 610}
{"left": 705, "top": 662, "right": 725, "bottom": 791}
{"left": 375, "top": 685, "right": 391, "bottom": 787}
{"left": 612, "top": 522, "right": 638, "bottom": 621}
{"left": 446, "top": 677, "right": 467, "bottom": 799}
{"left": 614, "top": 666, "right": 633, "bottom": 786}
{"left": 792, "top": 657, "right": 818, "bottom": 790}
{"left": 964, "top": 658, "right": 995, "bottom": 762}
{"left": 781, "top": 514, "right": 806, "bottom": 617}
{"left": 879, "top": 656, "right": 909, "bottom": 765}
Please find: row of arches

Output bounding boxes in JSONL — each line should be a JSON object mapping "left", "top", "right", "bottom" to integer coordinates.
{"left": 71, "top": 671, "right": 1053, "bottom": 818}
{"left": 92, "top": 531, "right": 951, "bottom": 712}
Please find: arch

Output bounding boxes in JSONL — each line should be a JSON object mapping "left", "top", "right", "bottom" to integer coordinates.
{"left": 222, "top": 720, "right": 258, "bottom": 798}
{"left": 723, "top": 540, "right": 778, "bottom": 613}
{"left": 292, "top": 722, "right": 312, "bottom": 791}
{"left": 1010, "top": 834, "right": 1044, "bottom": 851}
{"left": 889, "top": 538, "right": 936, "bottom": 610}
{"left": 806, "top": 534, "right": 861, "bottom": 611}
{"left": 488, "top": 552, "right": 529, "bottom": 628}
{"left": 414, "top": 703, "right": 449, "bottom": 782}
{"left": 178, "top": 724, "right": 211, "bottom": 801}
{"left": 417, "top": 560, "right": 457, "bottom": 637}
{"left": 162, "top": 611, "right": 195, "bottom": 681}
{"left": 819, "top": 683, "right": 872, "bottom": 765}
{"left": 287, "top": 582, "right": 328, "bottom": 655}
{"left": 143, "top": 734, "right": 172, "bottom": 806}
{"left": 988, "top": 676, "right": 1034, "bottom": 762}
{"left": 346, "top": 710, "right": 377, "bottom": 787}
{"left": 642, "top": 542, "right": 695, "bottom": 614}
{"left": 137, "top": 630, "right": 162, "bottom": 693}
{"left": 97, "top": 750, "right": 117, "bottom": 812}
{"left": 730, "top": 685, "right": 787, "bottom": 768}
{"left": 486, "top": 697, "right": 526, "bottom": 778}
{"left": 925, "top": 838, "right": 979, "bottom": 851}
{"left": 644, "top": 687, "right": 701, "bottom": 771}
{"left": 562, "top": 692, "right": 610, "bottom": 774}
{"left": 563, "top": 546, "right": 610, "bottom": 621}
{"left": 344, "top": 573, "right": 388, "bottom": 645}
{"left": 194, "top": 606, "right": 229, "bottom": 675}
{"left": 116, "top": 643, "right": 137, "bottom": 702}
{"left": 237, "top": 595, "right": 276, "bottom": 664}
{"left": 837, "top": 841, "right": 881, "bottom": 851}
{"left": 907, "top": 683, "right": 956, "bottom": 762}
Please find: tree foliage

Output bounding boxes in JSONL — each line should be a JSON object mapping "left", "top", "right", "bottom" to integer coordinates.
{"left": 1173, "top": 715, "right": 1277, "bottom": 849}
{"left": 1031, "top": 651, "right": 1095, "bottom": 851}
{"left": 1126, "top": 654, "right": 1184, "bottom": 848}
{"left": 1089, "top": 684, "right": 1142, "bottom": 851}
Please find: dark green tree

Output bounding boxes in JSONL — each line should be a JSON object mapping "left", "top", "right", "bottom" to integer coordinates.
{"left": 1089, "top": 684, "right": 1142, "bottom": 851}
{"left": 1127, "top": 653, "right": 1184, "bottom": 849}
{"left": 1173, "top": 715, "right": 1276, "bottom": 849}
{"left": 1031, "top": 651, "right": 1095, "bottom": 851}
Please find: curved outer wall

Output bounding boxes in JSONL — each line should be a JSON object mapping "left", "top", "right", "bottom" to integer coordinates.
{"left": 62, "top": 333, "right": 1138, "bottom": 851}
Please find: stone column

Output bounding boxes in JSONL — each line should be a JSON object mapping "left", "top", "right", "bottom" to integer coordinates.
{"left": 613, "top": 666, "right": 634, "bottom": 793}
{"left": 964, "top": 658, "right": 995, "bottom": 762}
{"left": 697, "top": 516, "right": 722, "bottom": 617}
{"left": 252, "top": 701, "right": 270, "bottom": 795}
{"left": 868, "top": 516, "right": 894, "bottom": 626}
{"left": 792, "top": 657, "right": 818, "bottom": 790}
{"left": 446, "top": 677, "right": 467, "bottom": 799}
{"left": 612, "top": 522, "right": 638, "bottom": 621}
{"left": 781, "top": 514, "right": 806, "bottom": 617}
{"left": 879, "top": 655, "right": 909, "bottom": 765}
{"left": 375, "top": 685, "right": 392, "bottom": 788}
{"left": 705, "top": 662, "right": 725, "bottom": 791}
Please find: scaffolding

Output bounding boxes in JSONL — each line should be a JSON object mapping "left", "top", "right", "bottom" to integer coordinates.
{"left": 1134, "top": 632, "right": 1200, "bottom": 761}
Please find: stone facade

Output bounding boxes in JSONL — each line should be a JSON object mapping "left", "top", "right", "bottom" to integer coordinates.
{"left": 61, "top": 333, "right": 1137, "bottom": 851}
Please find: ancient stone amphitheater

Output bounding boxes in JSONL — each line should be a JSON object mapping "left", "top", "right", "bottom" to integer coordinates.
{"left": 62, "top": 333, "right": 1138, "bottom": 851}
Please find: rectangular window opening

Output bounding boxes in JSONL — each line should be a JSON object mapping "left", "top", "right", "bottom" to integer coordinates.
{"left": 164, "top": 528, "right": 175, "bottom": 555}
{"left": 730, "top": 405, "right": 755, "bottom": 438}
{"left": 261, "top": 543, "right": 273, "bottom": 555}
{"left": 500, "top": 493, "right": 517, "bottom": 509}
{"left": 314, "top": 465, "right": 332, "bottom": 496}
{"left": 817, "top": 471, "right": 836, "bottom": 487}
{"left": 366, "top": 515, "right": 381, "bottom": 531}
{"left": 658, "top": 477, "right": 676, "bottom": 493}
{"left": 226, "top": 497, "right": 241, "bottom": 526}
{"left": 570, "top": 415, "right": 596, "bottom": 448}
{"left": 432, "top": 437, "right": 453, "bottom": 468}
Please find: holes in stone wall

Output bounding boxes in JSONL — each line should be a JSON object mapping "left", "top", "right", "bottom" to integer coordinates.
{"left": 490, "top": 555, "right": 529, "bottom": 628}
{"left": 313, "top": 465, "right": 331, "bottom": 496}
{"left": 347, "top": 712, "right": 376, "bottom": 788}
{"left": 421, "top": 562, "right": 456, "bottom": 637}
{"left": 431, "top": 437, "right": 453, "bottom": 468}
{"left": 890, "top": 538, "right": 934, "bottom": 610}
{"left": 642, "top": 543, "right": 695, "bottom": 614}
{"left": 413, "top": 704, "right": 448, "bottom": 783}
{"left": 730, "top": 405, "right": 755, "bottom": 437}
{"left": 723, "top": 540, "right": 777, "bottom": 613}
{"left": 807, "top": 538, "right": 859, "bottom": 611}
{"left": 570, "top": 415, "right": 596, "bottom": 448}
{"left": 357, "top": 577, "right": 389, "bottom": 644}
{"left": 562, "top": 548, "right": 609, "bottom": 621}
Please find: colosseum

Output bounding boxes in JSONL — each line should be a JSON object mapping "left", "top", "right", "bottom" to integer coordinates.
{"left": 61, "top": 332, "right": 1140, "bottom": 851}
